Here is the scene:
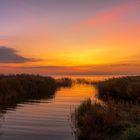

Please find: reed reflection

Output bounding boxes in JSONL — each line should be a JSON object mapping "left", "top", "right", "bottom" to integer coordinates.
{"left": 0, "top": 75, "right": 72, "bottom": 119}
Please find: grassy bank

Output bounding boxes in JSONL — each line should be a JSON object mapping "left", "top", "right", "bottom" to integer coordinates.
{"left": 73, "top": 76, "right": 140, "bottom": 140}
{"left": 0, "top": 74, "right": 72, "bottom": 110}
{"left": 97, "top": 76, "right": 140, "bottom": 103}
{"left": 72, "top": 99, "right": 140, "bottom": 140}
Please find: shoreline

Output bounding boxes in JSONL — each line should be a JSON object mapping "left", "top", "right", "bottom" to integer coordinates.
{"left": 72, "top": 76, "right": 140, "bottom": 140}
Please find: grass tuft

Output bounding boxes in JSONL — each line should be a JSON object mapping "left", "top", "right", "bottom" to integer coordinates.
{"left": 72, "top": 98, "right": 140, "bottom": 140}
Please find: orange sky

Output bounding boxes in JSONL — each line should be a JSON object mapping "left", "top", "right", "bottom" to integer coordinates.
{"left": 0, "top": 0, "right": 140, "bottom": 75}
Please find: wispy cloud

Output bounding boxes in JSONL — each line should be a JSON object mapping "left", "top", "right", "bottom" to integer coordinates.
{"left": 70, "top": 3, "right": 137, "bottom": 32}
{"left": 0, "top": 46, "right": 40, "bottom": 63}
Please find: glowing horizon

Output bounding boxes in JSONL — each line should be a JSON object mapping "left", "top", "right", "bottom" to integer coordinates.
{"left": 0, "top": 0, "right": 140, "bottom": 75}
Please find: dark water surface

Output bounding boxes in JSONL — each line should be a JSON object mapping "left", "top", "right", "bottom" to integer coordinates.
{"left": 0, "top": 75, "right": 115, "bottom": 140}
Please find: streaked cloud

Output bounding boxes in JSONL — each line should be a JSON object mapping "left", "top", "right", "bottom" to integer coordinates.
{"left": 0, "top": 63, "right": 140, "bottom": 75}
{"left": 70, "top": 3, "right": 137, "bottom": 32}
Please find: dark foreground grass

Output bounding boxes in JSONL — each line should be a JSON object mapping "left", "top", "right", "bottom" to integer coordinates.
{"left": 73, "top": 76, "right": 140, "bottom": 140}
{"left": 97, "top": 76, "right": 140, "bottom": 103}
{"left": 72, "top": 99, "right": 140, "bottom": 140}
{"left": 0, "top": 74, "right": 72, "bottom": 110}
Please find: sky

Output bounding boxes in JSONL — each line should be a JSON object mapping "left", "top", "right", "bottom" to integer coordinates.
{"left": 0, "top": 0, "right": 140, "bottom": 75}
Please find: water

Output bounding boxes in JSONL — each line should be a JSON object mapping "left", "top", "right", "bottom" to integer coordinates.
{"left": 0, "top": 75, "right": 115, "bottom": 140}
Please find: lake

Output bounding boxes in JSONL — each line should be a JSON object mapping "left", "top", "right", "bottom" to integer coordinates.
{"left": 0, "top": 75, "right": 118, "bottom": 140}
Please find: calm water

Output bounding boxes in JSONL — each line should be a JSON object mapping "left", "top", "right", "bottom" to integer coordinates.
{"left": 0, "top": 75, "right": 116, "bottom": 140}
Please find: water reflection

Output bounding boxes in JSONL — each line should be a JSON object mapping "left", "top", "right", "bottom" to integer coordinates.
{"left": 0, "top": 83, "right": 95, "bottom": 140}
{"left": 0, "top": 75, "right": 112, "bottom": 140}
{"left": 0, "top": 86, "right": 58, "bottom": 138}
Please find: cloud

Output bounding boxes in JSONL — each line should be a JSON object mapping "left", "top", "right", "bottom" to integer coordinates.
{"left": 0, "top": 46, "right": 39, "bottom": 63}
{"left": 1, "top": 63, "right": 140, "bottom": 75}
{"left": 70, "top": 3, "right": 137, "bottom": 32}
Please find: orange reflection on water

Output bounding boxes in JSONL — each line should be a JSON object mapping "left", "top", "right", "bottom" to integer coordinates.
{"left": 0, "top": 82, "right": 106, "bottom": 139}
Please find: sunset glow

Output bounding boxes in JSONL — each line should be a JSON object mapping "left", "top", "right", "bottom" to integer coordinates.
{"left": 0, "top": 0, "right": 140, "bottom": 75}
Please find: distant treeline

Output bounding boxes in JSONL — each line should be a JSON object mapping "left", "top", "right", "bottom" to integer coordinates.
{"left": 0, "top": 74, "right": 72, "bottom": 110}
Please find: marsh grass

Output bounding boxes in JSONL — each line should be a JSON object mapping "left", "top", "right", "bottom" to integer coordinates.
{"left": 0, "top": 74, "right": 72, "bottom": 110}
{"left": 72, "top": 76, "right": 140, "bottom": 140}
{"left": 72, "top": 99, "right": 140, "bottom": 140}
{"left": 57, "top": 77, "right": 73, "bottom": 87}
{"left": 119, "top": 127, "right": 140, "bottom": 140}
{"left": 97, "top": 76, "right": 140, "bottom": 103}
{"left": 76, "top": 78, "right": 99, "bottom": 85}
